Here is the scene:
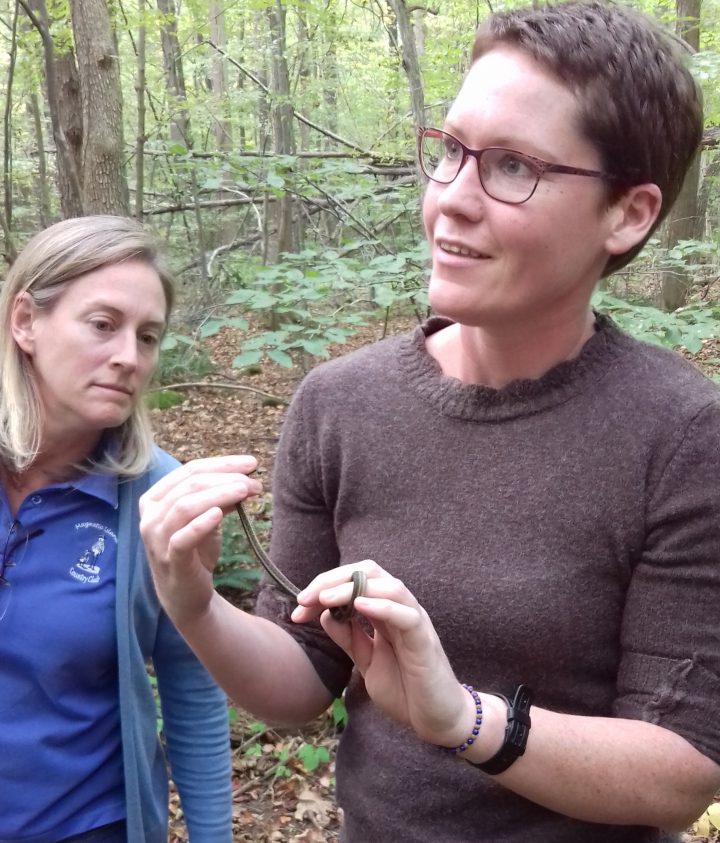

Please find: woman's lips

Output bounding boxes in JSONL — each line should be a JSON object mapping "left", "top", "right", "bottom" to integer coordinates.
{"left": 438, "top": 240, "right": 488, "bottom": 259}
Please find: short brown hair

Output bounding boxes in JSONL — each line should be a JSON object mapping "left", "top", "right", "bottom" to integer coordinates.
{"left": 471, "top": 1, "right": 703, "bottom": 276}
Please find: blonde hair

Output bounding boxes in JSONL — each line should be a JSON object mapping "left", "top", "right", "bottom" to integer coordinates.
{"left": 0, "top": 215, "right": 175, "bottom": 477}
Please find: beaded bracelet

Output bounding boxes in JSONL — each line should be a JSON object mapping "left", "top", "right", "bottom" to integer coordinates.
{"left": 446, "top": 684, "right": 483, "bottom": 754}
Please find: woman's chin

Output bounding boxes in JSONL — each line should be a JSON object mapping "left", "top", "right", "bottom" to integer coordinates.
{"left": 428, "top": 288, "right": 485, "bottom": 325}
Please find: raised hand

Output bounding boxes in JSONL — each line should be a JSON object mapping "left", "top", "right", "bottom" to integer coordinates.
{"left": 292, "top": 560, "right": 473, "bottom": 749}
{"left": 139, "top": 455, "right": 262, "bottom": 627}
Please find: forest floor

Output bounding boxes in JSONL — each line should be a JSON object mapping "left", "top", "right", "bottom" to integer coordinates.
{"left": 152, "top": 313, "right": 720, "bottom": 843}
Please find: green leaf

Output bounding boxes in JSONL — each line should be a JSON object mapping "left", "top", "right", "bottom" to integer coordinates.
{"left": 297, "top": 742, "right": 331, "bottom": 773}
{"left": 299, "top": 339, "right": 331, "bottom": 357}
{"left": 680, "top": 334, "right": 703, "bottom": 354}
{"left": 199, "top": 317, "right": 248, "bottom": 338}
{"left": 225, "top": 289, "right": 256, "bottom": 305}
{"left": 161, "top": 333, "right": 194, "bottom": 351}
{"left": 273, "top": 764, "right": 291, "bottom": 778}
{"left": 267, "top": 349, "right": 294, "bottom": 368}
{"left": 247, "top": 290, "right": 278, "bottom": 309}
{"left": 232, "top": 350, "right": 263, "bottom": 368}
{"left": 213, "top": 567, "right": 261, "bottom": 590}
{"left": 145, "top": 390, "right": 186, "bottom": 410}
{"left": 330, "top": 697, "right": 347, "bottom": 727}
{"left": 373, "top": 284, "right": 400, "bottom": 308}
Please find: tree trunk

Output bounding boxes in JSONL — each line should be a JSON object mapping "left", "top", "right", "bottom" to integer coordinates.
{"left": 20, "top": 0, "right": 84, "bottom": 216}
{"left": 209, "top": 1, "right": 232, "bottom": 150}
{"left": 157, "top": 0, "right": 190, "bottom": 147}
{"left": 54, "top": 48, "right": 84, "bottom": 216}
{"left": 697, "top": 151, "right": 719, "bottom": 235}
{"left": 266, "top": 0, "right": 295, "bottom": 263}
{"left": 208, "top": 0, "right": 235, "bottom": 245}
{"left": 135, "top": 0, "right": 146, "bottom": 219}
{"left": 69, "top": 0, "right": 129, "bottom": 215}
{"left": 387, "top": 0, "right": 425, "bottom": 131}
{"left": 660, "top": 0, "right": 701, "bottom": 311}
{"left": 3, "top": 3, "right": 18, "bottom": 227}
{"left": 28, "top": 92, "right": 51, "bottom": 227}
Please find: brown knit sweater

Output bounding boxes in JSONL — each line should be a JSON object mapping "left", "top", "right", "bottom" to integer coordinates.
{"left": 256, "top": 315, "right": 720, "bottom": 843}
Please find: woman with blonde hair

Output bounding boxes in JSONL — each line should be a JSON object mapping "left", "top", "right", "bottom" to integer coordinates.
{"left": 0, "top": 216, "right": 233, "bottom": 843}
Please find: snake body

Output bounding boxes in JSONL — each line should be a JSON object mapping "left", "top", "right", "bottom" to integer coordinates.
{"left": 235, "top": 502, "right": 365, "bottom": 622}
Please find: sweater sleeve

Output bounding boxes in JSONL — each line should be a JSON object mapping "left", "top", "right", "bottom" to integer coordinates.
{"left": 255, "top": 374, "right": 354, "bottom": 698}
{"left": 614, "top": 399, "right": 720, "bottom": 765}
{"left": 153, "top": 609, "right": 233, "bottom": 843}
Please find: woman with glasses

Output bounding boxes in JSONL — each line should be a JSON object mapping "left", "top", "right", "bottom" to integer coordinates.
{"left": 140, "top": 3, "right": 720, "bottom": 841}
{"left": 0, "top": 216, "right": 235, "bottom": 843}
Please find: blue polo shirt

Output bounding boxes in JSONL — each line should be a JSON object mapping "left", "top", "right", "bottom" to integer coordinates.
{"left": 0, "top": 472, "right": 126, "bottom": 843}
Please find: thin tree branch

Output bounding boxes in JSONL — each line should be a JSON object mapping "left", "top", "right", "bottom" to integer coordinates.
{"left": 151, "top": 381, "right": 288, "bottom": 404}
{"left": 205, "top": 39, "right": 373, "bottom": 157}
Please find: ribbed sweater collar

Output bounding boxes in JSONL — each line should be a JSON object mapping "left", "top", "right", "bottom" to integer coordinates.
{"left": 398, "top": 313, "right": 626, "bottom": 422}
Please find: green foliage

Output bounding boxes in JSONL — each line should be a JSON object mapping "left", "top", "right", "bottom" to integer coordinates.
{"left": 145, "top": 389, "right": 186, "bottom": 410}
{"left": 271, "top": 746, "right": 292, "bottom": 778}
{"left": 330, "top": 696, "right": 348, "bottom": 728}
{"left": 147, "top": 673, "right": 163, "bottom": 734}
{"left": 213, "top": 515, "right": 264, "bottom": 592}
{"left": 593, "top": 292, "right": 720, "bottom": 353}
{"left": 157, "top": 331, "right": 217, "bottom": 385}
{"left": 297, "top": 742, "right": 331, "bottom": 773}
{"left": 655, "top": 237, "right": 720, "bottom": 278}
{"left": 210, "top": 239, "right": 428, "bottom": 369}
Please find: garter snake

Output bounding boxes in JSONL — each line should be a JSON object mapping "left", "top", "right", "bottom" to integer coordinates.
{"left": 235, "top": 502, "right": 366, "bottom": 622}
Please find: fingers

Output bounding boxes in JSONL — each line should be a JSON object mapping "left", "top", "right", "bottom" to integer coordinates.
{"left": 319, "top": 614, "right": 375, "bottom": 673}
{"left": 343, "top": 594, "right": 422, "bottom": 632}
{"left": 140, "top": 455, "right": 260, "bottom": 510}
{"left": 295, "top": 559, "right": 396, "bottom": 606}
{"left": 164, "top": 505, "right": 224, "bottom": 560}
{"left": 292, "top": 561, "right": 423, "bottom": 632}
{"left": 140, "top": 457, "right": 263, "bottom": 537}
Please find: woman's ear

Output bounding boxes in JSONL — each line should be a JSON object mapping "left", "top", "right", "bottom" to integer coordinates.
{"left": 604, "top": 183, "right": 662, "bottom": 256}
{"left": 11, "top": 292, "right": 37, "bottom": 354}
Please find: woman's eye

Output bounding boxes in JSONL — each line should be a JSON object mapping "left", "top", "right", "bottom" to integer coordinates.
{"left": 444, "top": 139, "right": 462, "bottom": 159}
{"left": 497, "top": 153, "right": 536, "bottom": 179}
{"left": 140, "top": 333, "right": 160, "bottom": 347}
{"left": 92, "top": 318, "right": 113, "bottom": 333}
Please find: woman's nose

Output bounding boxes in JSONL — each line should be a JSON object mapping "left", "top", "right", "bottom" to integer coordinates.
{"left": 436, "top": 156, "right": 487, "bottom": 219}
{"left": 110, "top": 332, "right": 139, "bottom": 370}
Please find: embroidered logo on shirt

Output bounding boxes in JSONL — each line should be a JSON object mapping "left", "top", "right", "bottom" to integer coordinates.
{"left": 69, "top": 522, "right": 117, "bottom": 584}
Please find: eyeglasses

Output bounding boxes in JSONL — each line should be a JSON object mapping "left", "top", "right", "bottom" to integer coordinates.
{"left": 0, "top": 522, "right": 44, "bottom": 622}
{"left": 417, "top": 127, "right": 616, "bottom": 205}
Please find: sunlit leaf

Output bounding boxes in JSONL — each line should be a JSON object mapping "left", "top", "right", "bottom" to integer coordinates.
{"left": 145, "top": 390, "right": 186, "bottom": 410}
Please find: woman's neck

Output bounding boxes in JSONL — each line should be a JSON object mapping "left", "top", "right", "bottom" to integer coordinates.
{"left": 2, "top": 430, "right": 101, "bottom": 503}
{"left": 427, "top": 307, "right": 597, "bottom": 388}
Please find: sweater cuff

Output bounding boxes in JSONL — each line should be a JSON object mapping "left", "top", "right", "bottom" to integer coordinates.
{"left": 614, "top": 651, "right": 720, "bottom": 765}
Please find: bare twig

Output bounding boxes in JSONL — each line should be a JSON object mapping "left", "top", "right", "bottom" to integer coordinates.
{"left": 151, "top": 381, "right": 288, "bottom": 405}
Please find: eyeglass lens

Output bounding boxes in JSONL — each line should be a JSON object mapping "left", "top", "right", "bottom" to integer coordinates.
{"left": 419, "top": 131, "right": 541, "bottom": 204}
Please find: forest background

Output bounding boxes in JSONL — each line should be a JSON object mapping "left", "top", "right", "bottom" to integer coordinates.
{"left": 2, "top": 0, "right": 720, "bottom": 839}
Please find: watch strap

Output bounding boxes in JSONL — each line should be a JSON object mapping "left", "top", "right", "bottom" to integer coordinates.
{"left": 467, "top": 684, "right": 532, "bottom": 775}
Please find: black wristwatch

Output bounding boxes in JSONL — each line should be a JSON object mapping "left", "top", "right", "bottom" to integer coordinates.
{"left": 467, "top": 684, "right": 533, "bottom": 775}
